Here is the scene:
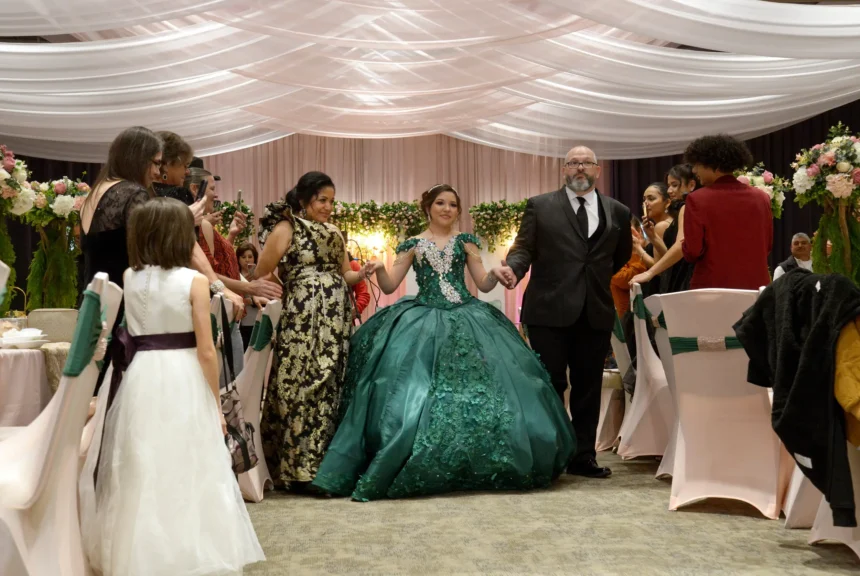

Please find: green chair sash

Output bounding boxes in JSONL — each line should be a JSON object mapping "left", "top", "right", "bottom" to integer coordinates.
{"left": 251, "top": 314, "right": 274, "bottom": 352}
{"left": 632, "top": 294, "right": 666, "bottom": 330}
{"left": 670, "top": 336, "right": 743, "bottom": 355}
{"left": 63, "top": 289, "right": 104, "bottom": 377}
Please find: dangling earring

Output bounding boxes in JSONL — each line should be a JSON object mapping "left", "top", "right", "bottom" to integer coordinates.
{"left": 161, "top": 173, "right": 168, "bottom": 181}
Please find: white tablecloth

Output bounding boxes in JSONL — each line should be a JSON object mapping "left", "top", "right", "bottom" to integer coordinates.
{"left": 0, "top": 349, "right": 51, "bottom": 426}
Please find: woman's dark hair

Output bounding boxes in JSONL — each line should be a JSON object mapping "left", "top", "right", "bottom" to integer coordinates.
{"left": 93, "top": 126, "right": 162, "bottom": 193}
{"left": 420, "top": 184, "right": 461, "bottom": 219}
{"left": 156, "top": 131, "right": 194, "bottom": 168}
{"left": 235, "top": 241, "right": 258, "bottom": 265}
{"left": 285, "top": 171, "right": 335, "bottom": 213}
{"left": 683, "top": 134, "right": 754, "bottom": 173}
{"left": 645, "top": 182, "right": 670, "bottom": 201}
{"left": 666, "top": 163, "right": 700, "bottom": 188}
{"left": 127, "top": 197, "right": 196, "bottom": 270}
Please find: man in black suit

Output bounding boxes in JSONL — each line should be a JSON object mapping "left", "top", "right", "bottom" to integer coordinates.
{"left": 497, "top": 146, "right": 632, "bottom": 478}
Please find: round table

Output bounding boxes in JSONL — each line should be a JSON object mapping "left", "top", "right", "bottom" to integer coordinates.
{"left": 0, "top": 348, "right": 53, "bottom": 426}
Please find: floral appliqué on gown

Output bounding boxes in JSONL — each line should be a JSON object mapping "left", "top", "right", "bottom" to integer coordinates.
{"left": 312, "top": 233, "right": 576, "bottom": 500}
{"left": 258, "top": 202, "right": 353, "bottom": 487}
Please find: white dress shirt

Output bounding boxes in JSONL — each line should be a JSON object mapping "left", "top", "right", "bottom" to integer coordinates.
{"left": 773, "top": 257, "right": 813, "bottom": 280}
{"left": 566, "top": 187, "right": 600, "bottom": 237}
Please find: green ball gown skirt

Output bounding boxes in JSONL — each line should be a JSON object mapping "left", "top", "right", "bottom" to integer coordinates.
{"left": 311, "top": 234, "right": 576, "bottom": 501}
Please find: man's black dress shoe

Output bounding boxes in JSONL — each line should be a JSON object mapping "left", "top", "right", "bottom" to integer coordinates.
{"left": 567, "top": 459, "right": 612, "bottom": 478}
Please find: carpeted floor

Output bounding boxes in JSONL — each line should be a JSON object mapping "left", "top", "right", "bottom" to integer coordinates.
{"left": 244, "top": 453, "right": 858, "bottom": 575}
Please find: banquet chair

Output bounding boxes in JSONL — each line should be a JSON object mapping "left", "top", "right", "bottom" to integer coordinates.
{"left": 809, "top": 441, "right": 860, "bottom": 559}
{"left": 783, "top": 464, "right": 823, "bottom": 529}
{"left": 617, "top": 284, "right": 674, "bottom": 460}
{"left": 0, "top": 273, "right": 121, "bottom": 576}
{"left": 660, "top": 288, "right": 785, "bottom": 519}
{"left": 236, "top": 300, "right": 281, "bottom": 502}
{"left": 610, "top": 312, "right": 633, "bottom": 415}
{"left": 596, "top": 370, "right": 624, "bottom": 452}
{"left": 645, "top": 293, "right": 679, "bottom": 479}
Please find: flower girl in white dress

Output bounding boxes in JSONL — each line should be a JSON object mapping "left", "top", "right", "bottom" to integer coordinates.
{"left": 80, "top": 197, "right": 264, "bottom": 575}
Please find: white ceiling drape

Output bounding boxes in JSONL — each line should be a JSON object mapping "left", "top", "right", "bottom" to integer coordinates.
{"left": 2, "top": 1, "right": 860, "bottom": 161}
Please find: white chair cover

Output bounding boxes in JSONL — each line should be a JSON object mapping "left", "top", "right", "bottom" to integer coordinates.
{"left": 660, "top": 288, "right": 786, "bottom": 519}
{"left": 617, "top": 284, "right": 674, "bottom": 459}
{"left": 784, "top": 464, "right": 823, "bottom": 529}
{"left": 596, "top": 370, "right": 624, "bottom": 452}
{"left": 645, "top": 294, "right": 679, "bottom": 479}
{"left": 809, "top": 442, "right": 860, "bottom": 558}
{"left": 237, "top": 300, "right": 281, "bottom": 503}
{"left": 0, "top": 273, "right": 121, "bottom": 576}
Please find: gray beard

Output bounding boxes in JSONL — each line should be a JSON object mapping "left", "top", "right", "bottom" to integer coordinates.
{"left": 566, "top": 174, "right": 594, "bottom": 192}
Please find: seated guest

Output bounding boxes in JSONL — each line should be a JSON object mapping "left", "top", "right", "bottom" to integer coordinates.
{"left": 774, "top": 233, "right": 813, "bottom": 280}
{"left": 236, "top": 241, "right": 260, "bottom": 348}
{"left": 682, "top": 134, "right": 772, "bottom": 290}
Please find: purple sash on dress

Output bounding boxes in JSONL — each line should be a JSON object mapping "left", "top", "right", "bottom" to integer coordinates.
{"left": 94, "top": 326, "right": 197, "bottom": 488}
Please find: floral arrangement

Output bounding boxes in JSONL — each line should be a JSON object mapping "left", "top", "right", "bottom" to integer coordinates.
{"left": 734, "top": 162, "right": 788, "bottom": 219}
{"left": 0, "top": 145, "right": 31, "bottom": 314}
{"left": 21, "top": 177, "right": 91, "bottom": 311}
{"left": 215, "top": 199, "right": 255, "bottom": 245}
{"left": 330, "top": 200, "right": 426, "bottom": 250}
{"left": 791, "top": 122, "right": 860, "bottom": 281}
{"left": 469, "top": 199, "right": 527, "bottom": 251}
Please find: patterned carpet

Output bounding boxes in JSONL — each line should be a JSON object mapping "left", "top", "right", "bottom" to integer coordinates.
{"left": 244, "top": 453, "right": 858, "bottom": 575}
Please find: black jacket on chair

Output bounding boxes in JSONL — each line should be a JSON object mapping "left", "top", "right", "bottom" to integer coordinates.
{"left": 733, "top": 269, "right": 860, "bottom": 527}
{"left": 507, "top": 188, "right": 632, "bottom": 331}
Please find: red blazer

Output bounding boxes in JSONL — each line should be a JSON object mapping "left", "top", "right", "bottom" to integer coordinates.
{"left": 682, "top": 175, "right": 772, "bottom": 290}
{"left": 349, "top": 260, "right": 370, "bottom": 315}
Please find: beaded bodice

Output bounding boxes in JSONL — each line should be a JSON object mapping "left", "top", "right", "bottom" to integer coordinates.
{"left": 396, "top": 233, "right": 481, "bottom": 310}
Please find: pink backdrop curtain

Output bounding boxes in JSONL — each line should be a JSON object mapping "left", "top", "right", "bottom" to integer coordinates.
{"left": 205, "top": 134, "right": 611, "bottom": 322}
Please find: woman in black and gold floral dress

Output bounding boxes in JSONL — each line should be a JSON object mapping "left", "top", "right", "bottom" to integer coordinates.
{"left": 253, "top": 171, "right": 370, "bottom": 490}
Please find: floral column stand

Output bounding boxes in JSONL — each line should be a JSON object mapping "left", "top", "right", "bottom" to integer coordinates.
{"left": 0, "top": 146, "right": 33, "bottom": 315}
{"left": 22, "top": 178, "right": 90, "bottom": 311}
{"left": 791, "top": 123, "right": 860, "bottom": 283}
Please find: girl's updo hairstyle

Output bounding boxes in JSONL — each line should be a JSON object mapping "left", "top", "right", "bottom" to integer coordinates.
{"left": 666, "top": 163, "right": 700, "bottom": 188}
{"left": 285, "top": 171, "right": 335, "bottom": 213}
{"left": 646, "top": 181, "right": 670, "bottom": 202}
{"left": 420, "top": 184, "right": 461, "bottom": 220}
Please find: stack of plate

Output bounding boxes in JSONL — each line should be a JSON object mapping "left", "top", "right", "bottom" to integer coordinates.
{"left": 1, "top": 328, "right": 49, "bottom": 349}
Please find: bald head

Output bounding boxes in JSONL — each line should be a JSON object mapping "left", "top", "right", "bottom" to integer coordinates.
{"left": 563, "top": 146, "right": 601, "bottom": 194}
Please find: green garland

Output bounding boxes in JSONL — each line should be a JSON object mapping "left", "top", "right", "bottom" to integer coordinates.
{"left": 215, "top": 200, "right": 255, "bottom": 244}
{"left": 469, "top": 200, "right": 527, "bottom": 251}
{"left": 0, "top": 217, "right": 15, "bottom": 315}
{"left": 330, "top": 200, "right": 426, "bottom": 248}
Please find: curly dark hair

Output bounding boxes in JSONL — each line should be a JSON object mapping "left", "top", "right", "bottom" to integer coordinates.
{"left": 683, "top": 135, "right": 754, "bottom": 174}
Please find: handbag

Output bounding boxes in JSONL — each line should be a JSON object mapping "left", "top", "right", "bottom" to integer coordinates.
{"left": 218, "top": 298, "right": 259, "bottom": 474}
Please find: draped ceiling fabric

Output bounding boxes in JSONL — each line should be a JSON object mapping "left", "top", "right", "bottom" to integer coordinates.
{"left": 2, "top": 1, "right": 860, "bottom": 161}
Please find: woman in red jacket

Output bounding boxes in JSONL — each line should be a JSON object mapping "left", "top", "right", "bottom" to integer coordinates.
{"left": 348, "top": 253, "right": 370, "bottom": 321}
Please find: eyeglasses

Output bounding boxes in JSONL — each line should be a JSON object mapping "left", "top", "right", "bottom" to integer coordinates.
{"left": 564, "top": 161, "right": 597, "bottom": 170}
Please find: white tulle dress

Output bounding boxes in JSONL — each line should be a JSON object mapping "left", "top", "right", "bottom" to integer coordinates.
{"left": 80, "top": 265, "right": 265, "bottom": 576}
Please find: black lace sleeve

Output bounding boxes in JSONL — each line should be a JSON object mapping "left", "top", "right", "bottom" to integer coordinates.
{"left": 153, "top": 182, "right": 195, "bottom": 205}
{"left": 123, "top": 185, "right": 150, "bottom": 226}
{"left": 88, "top": 181, "right": 151, "bottom": 235}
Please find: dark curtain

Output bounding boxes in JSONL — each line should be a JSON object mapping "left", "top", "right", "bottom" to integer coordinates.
{"left": 609, "top": 98, "right": 860, "bottom": 265}
{"left": 6, "top": 156, "right": 100, "bottom": 311}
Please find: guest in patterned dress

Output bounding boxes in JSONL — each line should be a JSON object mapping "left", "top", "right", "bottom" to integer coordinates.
{"left": 252, "top": 171, "right": 370, "bottom": 490}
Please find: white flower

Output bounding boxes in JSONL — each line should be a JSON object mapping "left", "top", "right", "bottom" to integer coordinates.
{"left": 832, "top": 136, "right": 847, "bottom": 145}
{"left": 793, "top": 169, "right": 813, "bottom": 194}
{"left": 775, "top": 191, "right": 785, "bottom": 207}
{"left": 40, "top": 182, "right": 49, "bottom": 192}
{"left": 10, "top": 187, "right": 35, "bottom": 215}
{"left": 12, "top": 167, "right": 27, "bottom": 184}
{"left": 751, "top": 176, "right": 765, "bottom": 187}
{"left": 0, "top": 168, "right": 9, "bottom": 181}
{"left": 50, "top": 194, "right": 76, "bottom": 218}
{"left": 854, "top": 142, "right": 860, "bottom": 159}
{"left": 756, "top": 185, "right": 774, "bottom": 199}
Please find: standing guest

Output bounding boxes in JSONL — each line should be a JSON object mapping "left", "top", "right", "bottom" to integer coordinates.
{"left": 637, "top": 182, "right": 673, "bottom": 296}
{"left": 661, "top": 164, "right": 698, "bottom": 292}
{"left": 80, "top": 198, "right": 264, "bottom": 576}
{"left": 236, "top": 241, "right": 260, "bottom": 348}
{"left": 774, "top": 233, "right": 813, "bottom": 280}
{"left": 681, "top": 134, "right": 771, "bottom": 289}
{"left": 348, "top": 253, "right": 370, "bottom": 321}
{"left": 496, "top": 145, "right": 632, "bottom": 479}
{"left": 611, "top": 216, "right": 648, "bottom": 318}
{"left": 250, "top": 171, "right": 367, "bottom": 491}
{"left": 152, "top": 131, "right": 195, "bottom": 205}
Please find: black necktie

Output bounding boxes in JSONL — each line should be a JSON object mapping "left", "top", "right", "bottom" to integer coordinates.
{"left": 576, "top": 197, "right": 589, "bottom": 237}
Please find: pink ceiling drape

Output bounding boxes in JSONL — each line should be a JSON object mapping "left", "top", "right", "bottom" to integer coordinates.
{"left": 205, "top": 133, "right": 611, "bottom": 322}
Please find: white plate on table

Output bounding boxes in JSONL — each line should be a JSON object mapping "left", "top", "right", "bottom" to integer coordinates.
{"left": 1, "top": 339, "right": 49, "bottom": 350}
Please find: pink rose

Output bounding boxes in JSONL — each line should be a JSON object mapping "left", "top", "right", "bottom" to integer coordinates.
{"left": 2, "top": 157, "right": 13, "bottom": 172}
{"left": 53, "top": 181, "right": 67, "bottom": 195}
{"left": 818, "top": 151, "right": 836, "bottom": 167}
{"left": 762, "top": 171, "right": 774, "bottom": 184}
{"left": 853, "top": 168, "right": 860, "bottom": 185}
{"left": 0, "top": 184, "right": 16, "bottom": 199}
{"left": 826, "top": 173, "right": 855, "bottom": 199}
{"left": 852, "top": 136, "right": 860, "bottom": 143}
{"left": 806, "top": 164, "right": 821, "bottom": 177}
{"left": 34, "top": 193, "right": 47, "bottom": 209}
{"left": 813, "top": 144, "right": 824, "bottom": 150}
{"left": 77, "top": 182, "right": 91, "bottom": 194}
{"left": 736, "top": 175, "right": 750, "bottom": 185}
{"left": 73, "top": 195, "right": 86, "bottom": 211}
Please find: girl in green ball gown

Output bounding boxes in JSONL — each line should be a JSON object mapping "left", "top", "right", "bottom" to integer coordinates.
{"left": 312, "top": 185, "right": 576, "bottom": 501}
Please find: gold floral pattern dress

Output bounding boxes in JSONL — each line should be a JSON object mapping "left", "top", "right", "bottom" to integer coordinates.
{"left": 258, "top": 201, "right": 353, "bottom": 487}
